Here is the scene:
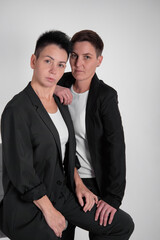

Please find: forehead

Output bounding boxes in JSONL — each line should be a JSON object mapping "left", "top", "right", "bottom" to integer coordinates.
{"left": 72, "top": 41, "right": 96, "bottom": 54}
{"left": 39, "top": 44, "right": 67, "bottom": 59}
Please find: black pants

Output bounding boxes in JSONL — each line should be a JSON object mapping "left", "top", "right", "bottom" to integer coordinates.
{"left": 61, "top": 178, "right": 134, "bottom": 240}
{"left": 3, "top": 180, "right": 134, "bottom": 240}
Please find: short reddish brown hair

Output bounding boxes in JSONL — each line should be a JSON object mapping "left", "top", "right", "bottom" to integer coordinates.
{"left": 71, "top": 30, "right": 104, "bottom": 57}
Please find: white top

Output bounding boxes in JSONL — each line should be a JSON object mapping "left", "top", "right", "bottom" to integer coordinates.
{"left": 68, "top": 85, "right": 95, "bottom": 178}
{"left": 49, "top": 109, "right": 69, "bottom": 163}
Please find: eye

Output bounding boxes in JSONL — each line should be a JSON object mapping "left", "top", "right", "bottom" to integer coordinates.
{"left": 45, "top": 59, "right": 51, "bottom": 64}
{"left": 71, "top": 53, "right": 77, "bottom": 59}
{"left": 84, "top": 55, "right": 90, "bottom": 60}
{"left": 58, "top": 63, "right": 65, "bottom": 68}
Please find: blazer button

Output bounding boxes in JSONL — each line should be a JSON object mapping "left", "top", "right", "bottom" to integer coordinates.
{"left": 56, "top": 180, "right": 62, "bottom": 185}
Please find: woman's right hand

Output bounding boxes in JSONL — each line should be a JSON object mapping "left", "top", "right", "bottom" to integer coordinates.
{"left": 54, "top": 85, "right": 73, "bottom": 105}
{"left": 34, "top": 195, "right": 66, "bottom": 238}
{"left": 43, "top": 207, "right": 66, "bottom": 238}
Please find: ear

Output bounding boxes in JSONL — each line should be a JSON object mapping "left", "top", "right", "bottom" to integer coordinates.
{"left": 97, "top": 55, "right": 103, "bottom": 67}
{"left": 30, "top": 54, "right": 37, "bottom": 69}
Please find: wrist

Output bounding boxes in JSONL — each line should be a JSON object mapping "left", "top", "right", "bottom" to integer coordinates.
{"left": 34, "top": 195, "right": 56, "bottom": 214}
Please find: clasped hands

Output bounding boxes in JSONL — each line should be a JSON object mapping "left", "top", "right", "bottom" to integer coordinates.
{"left": 75, "top": 182, "right": 117, "bottom": 226}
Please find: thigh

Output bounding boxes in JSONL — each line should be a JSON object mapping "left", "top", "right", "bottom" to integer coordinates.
{"left": 61, "top": 192, "right": 132, "bottom": 236}
{"left": 12, "top": 211, "right": 58, "bottom": 240}
{"left": 62, "top": 221, "right": 76, "bottom": 240}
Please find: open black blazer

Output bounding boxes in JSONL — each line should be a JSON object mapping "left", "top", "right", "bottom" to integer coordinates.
{"left": 0, "top": 82, "right": 76, "bottom": 237}
{"left": 58, "top": 72, "right": 126, "bottom": 209}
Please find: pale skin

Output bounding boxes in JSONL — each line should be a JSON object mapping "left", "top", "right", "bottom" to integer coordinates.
{"left": 74, "top": 168, "right": 98, "bottom": 212}
{"left": 30, "top": 43, "right": 68, "bottom": 238}
{"left": 55, "top": 41, "right": 117, "bottom": 226}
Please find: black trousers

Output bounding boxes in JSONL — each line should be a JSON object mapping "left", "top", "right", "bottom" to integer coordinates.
{"left": 3, "top": 180, "right": 134, "bottom": 240}
{"left": 61, "top": 178, "right": 134, "bottom": 240}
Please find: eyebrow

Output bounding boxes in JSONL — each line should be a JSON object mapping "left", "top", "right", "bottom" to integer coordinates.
{"left": 72, "top": 52, "right": 93, "bottom": 56}
{"left": 45, "top": 55, "right": 67, "bottom": 64}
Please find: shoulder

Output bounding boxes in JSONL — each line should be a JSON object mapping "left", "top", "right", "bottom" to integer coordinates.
{"left": 58, "top": 72, "right": 75, "bottom": 87}
{"left": 93, "top": 76, "right": 117, "bottom": 103}
{"left": 99, "top": 80, "right": 117, "bottom": 97}
{"left": 1, "top": 89, "right": 30, "bottom": 120}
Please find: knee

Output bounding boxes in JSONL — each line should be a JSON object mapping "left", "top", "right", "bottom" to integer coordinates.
{"left": 117, "top": 210, "right": 135, "bottom": 238}
{"left": 125, "top": 214, "right": 135, "bottom": 237}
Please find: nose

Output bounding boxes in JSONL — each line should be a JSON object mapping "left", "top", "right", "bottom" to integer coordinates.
{"left": 49, "top": 63, "right": 57, "bottom": 74}
{"left": 75, "top": 57, "right": 82, "bottom": 67}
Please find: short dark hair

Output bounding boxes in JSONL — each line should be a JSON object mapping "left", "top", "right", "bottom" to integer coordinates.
{"left": 71, "top": 30, "right": 104, "bottom": 57}
{"left": 34, "top": 30, "right": 71, "bottom": 58}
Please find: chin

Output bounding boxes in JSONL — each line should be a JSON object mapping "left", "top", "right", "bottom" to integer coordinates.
{"left": 43, "top": 81, "right": 57, "bottom": 88}
{"left": 72, "top": 74, "right": 83, "bottom": 81}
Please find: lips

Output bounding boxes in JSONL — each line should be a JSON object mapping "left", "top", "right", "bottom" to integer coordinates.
{"left": 46, "top": 77, "right": 55, "bottom": 82}
{"left": 74, "top": 70, "right": 84, "bottom": 73}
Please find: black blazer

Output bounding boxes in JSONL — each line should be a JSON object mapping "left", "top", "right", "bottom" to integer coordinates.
{"left": 0, "top": 83, "right": 76, "bottom": 237}
{"left": 58, "top": 72, "right": 126, "bottom": 209}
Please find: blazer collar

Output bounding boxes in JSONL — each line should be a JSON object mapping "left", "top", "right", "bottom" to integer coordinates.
{"left": 62, "top": 72, "right": 100, "bottom": 115}
{"left": 24, "top": 82, "right": 65, "bottom": 160}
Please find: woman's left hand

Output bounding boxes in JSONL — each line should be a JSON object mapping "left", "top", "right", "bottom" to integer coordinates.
{"left": 75, "top": 182, "right": 98, "bottom": 212}
{"left": 95, "top": 200, "right": 117, "bottom": 226}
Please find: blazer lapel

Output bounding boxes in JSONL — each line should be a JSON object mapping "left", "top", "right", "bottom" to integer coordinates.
{"left": 86, "top": 74, "right": 100, "bottom": 168}
{"left": 86, "top": 74, "right": 100, "bottom": 114}
{"left": 54, "top": 95, "right": 72, "bottom": 136}
{"left": 54, "top": 95, "right": 76, "bottom": 182}
{"left": 24, "top": 83, "right": 62, "bottom": 160}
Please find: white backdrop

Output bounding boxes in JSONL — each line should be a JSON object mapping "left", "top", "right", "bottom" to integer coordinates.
{"left": 0, "top": 0, "right": 160, "bottom": 239}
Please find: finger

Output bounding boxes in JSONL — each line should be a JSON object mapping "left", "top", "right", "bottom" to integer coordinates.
{"left": 99, "top": 207, "right": 108, "bottom": 226}
{"left": 83, "top": 195, "right": 91, "bottom": 212}
{"left": 65, "top": 91, "right": 73, "bottom": 104}
{"left": 59, "top": 96, "right": 64, "bottom": 104}
{"left": 65, "top": 96, "right": 71, "bottom": 105}
{"left": 88, "top": 195, "right": 98, "bottom": 211}
{"left": 77, "top": 195, "right": 84, "bottom": 207}
{"left": 68, "top": 98, "right": 72, "bottom": 105}
{"left": 108, "top": 210, "right": 116, "bottom": 225}
{"left": 97, "top": 200, "right": 102, "bottom": 208}
{"left": 66, "top": 90, "right": 73, "bottom": 99}
{"left": 94, "top": 195, "right": 98, "bottom": 204}
{"left": 86, "top": 200, "right": 94, "bottom": 212}
{"left": 103, "top": 211, "right": 109, "bottom": 226}
{"left": 89, "top": 200, "right": 96, "bottom": 211}
{"left": 63, "top": 97, "right": 69, "bottom": 105}
{"left": 95, "top": 202, "right": 104, "bottom": 221}
{"left": 54, "top": 229, "right": 60, "bottom": 238}
{"left": 64, "top": 220, "right": 68, "bottom": 230}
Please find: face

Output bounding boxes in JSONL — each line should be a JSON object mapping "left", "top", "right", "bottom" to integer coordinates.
{"left": 31, "top": 44, "right": 68, "bottom": 88}
{"left": 70, "top": 41, "right": 103, "bottom": 83}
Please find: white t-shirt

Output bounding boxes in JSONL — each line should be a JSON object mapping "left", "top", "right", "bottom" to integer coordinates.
{"left": 49, "top": 109, "right": 68, "bottom": 163}
{"left": 68, "top": 85, "right": 95, "bottom": 178}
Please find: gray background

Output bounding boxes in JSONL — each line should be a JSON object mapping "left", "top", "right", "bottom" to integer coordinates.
{"left": 0, "top": 0, "right": 160, "bottom": 239}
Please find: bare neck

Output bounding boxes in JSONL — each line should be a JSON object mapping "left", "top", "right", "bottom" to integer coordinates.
{"left": 31, "top": 80, "right": 55, "bottom": 102}
{"left": 73, "top": 79, "right": 91, "bottom": 93}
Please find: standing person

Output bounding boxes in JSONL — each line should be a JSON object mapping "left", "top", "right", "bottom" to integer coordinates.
{"left": 0, "top": 30, "right": 134, "bottom": 240}
{"left": 55, "top": 30, "right": 134, "bottom": 240}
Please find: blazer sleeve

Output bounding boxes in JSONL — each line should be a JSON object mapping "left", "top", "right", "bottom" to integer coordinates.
{"left": 1, "top": 106, "right": 47, "bottom": 202}
{"left": 75, "top": 156, "right": 81, "bottom": 169}
{"left": 58, "top": 72, "right": 75, "bottom": 88}
{"left": 100, "top": 91, "right": 126, "bottom": 209}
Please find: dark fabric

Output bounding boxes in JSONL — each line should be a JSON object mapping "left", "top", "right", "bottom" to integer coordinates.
{"left": 0, "top": 83, "right": 76, "bottom": 239}
{"left": 61, "top": 180, "right": 134, "bottom": 240}
{"left": 0, "top": 144, "right": 5, "bottom": 238}
{"left": 0, "top": 144, "right": 3, "bottom": 202}
{"left": 58, "top": 73, "right": 126, "bottom": 209}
